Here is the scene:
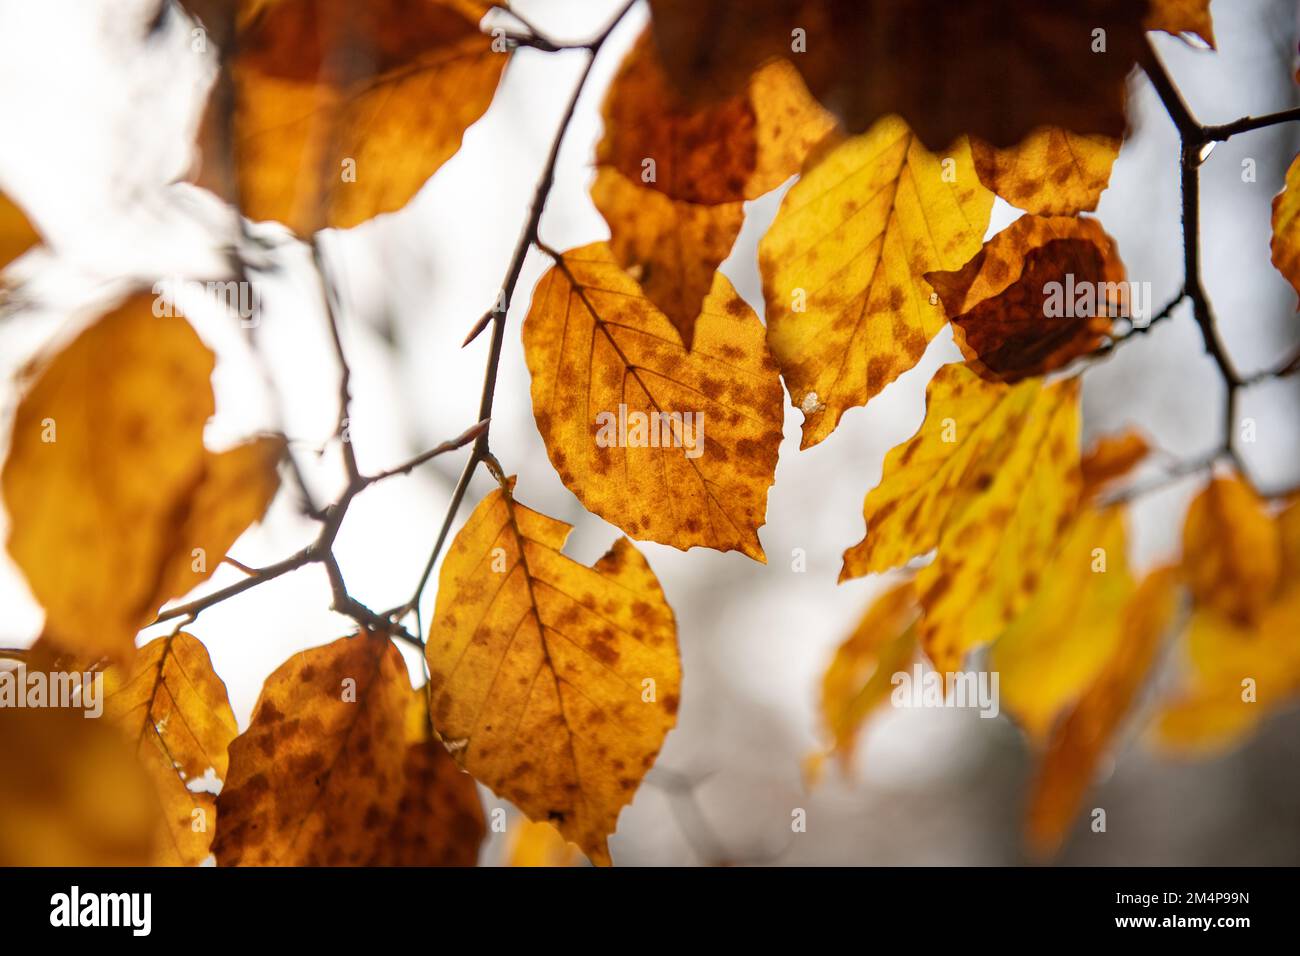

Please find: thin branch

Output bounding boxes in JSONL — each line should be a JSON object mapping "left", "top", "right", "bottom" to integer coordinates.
{"left": 1203, "top": 105, "right": 1300, "bottom": 142}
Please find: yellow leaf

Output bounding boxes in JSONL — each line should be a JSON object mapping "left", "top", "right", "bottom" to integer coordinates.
{"left": 3, "top": 294, "right": 213, "bottom": 663}
{"left": 197, "top": 0, "right": 506, "bottom": 233}
{"left": 102, "top": 632, "right": 237, "bottom": 866}
{"left": 925, "top": 214, "right": 1126, "bottom": 383}
{"left": 994, "top": 506, "right": 1133, "bottom": 743}
{"left": 0, "top": 190, "right": 39, "bottom": 272}
{"left": 148, "top": 435, "right": 285, "bottom": 611}
{"left": 841, "top": 363, "right": 1081, "bottom": 673}
{"left": 426, "top": 481, "right": 681, "bottom": 866}
{"left": 214, "top": 632, "right": 411, "bottom": 865}
{"left": 1271, "top": 150, "right": 1300, "bottom": 308}
{"left": 819, "top": 579, "right": 918, "bottom": 770}
{"left": 591, "top": 167, "right": 745, "bottom": 349}
{"left": 760, "top": 117, "right": 994, "bottom": 447}
{"left": 507, "top": 819, "right": 587, "bottom": 867}
{"left": 1180, "top": 475, "right": 1280, "bottom": 626}
{"left": 971, "top": 128, "right": 1119, "bottom": 216}
{"left": 1026, "top": 567, "right": 1180, "bottom": 856}
{"left": 523, "top": 243, "right": 784, "bottom": 561}
{"left": 1145, "top": 0, "right": 1216, "bottom": 48}
{"left": 0, "top": 703, "right": 158, "bottom": 865}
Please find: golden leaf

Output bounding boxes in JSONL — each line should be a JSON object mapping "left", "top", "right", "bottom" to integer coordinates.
{"left": 1270, "top": 150, "right": 1300, "bottom": 307}
{"left": 523, "top": 243, "right": 784, "bottom": 561}
{"left": 507, "top": 819, "right": 587, "bottom": 867}
{"left": 841, "top": 363, "right": 1081, "bottom": 673}
{"left": 214, "top": 632, "right": 411, "bottom": 865}
{"left": 1026, "top": 567, "right": 1180, "bottom": 856}
{"left": 197, "top": 0, "right": 506, "bottom": 233}
{"left": 0, "top": 703, "right": 158, "bottom": 865}
{"left": 102, "top": 632, "right": 237, "bottom": 865}
{"left": 760, "top": 117, "right": 993, "bottom": 447}
{"left": 1145, "top": 0, "right": 1216, "bottom": 48}
{"left": 1, "top": 294, "right": 283, "bottom": 663}
{"left": 648, "top": 0, "right": 1145, "bottom": 151}
{"left": 819, "top": 579, "right": 918, "bottom": 770}
{"left": 993, "top": 506, "right": 1133, "bottom": 743}
{"left": 1180, "top": 475, "right": 1280, "bottom": 627}
{"left": 0, "top": 190, "right": 39, "bottom": 272}
{"left": 925, "top": 215, "right": 1127, "bottom": 383}
{"left": 1079, "top": 428, "right": 1150, "bottom": 499}
{"left": 426, "top": 481, "right": 681, "bottom": 865}
{"left": 970, "top": 128, "right": 1120, "bottom": 216}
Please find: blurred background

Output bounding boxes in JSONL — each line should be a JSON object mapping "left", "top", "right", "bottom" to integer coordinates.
{"left": 1, "top": 0, "right": 1298, "bottom": 865}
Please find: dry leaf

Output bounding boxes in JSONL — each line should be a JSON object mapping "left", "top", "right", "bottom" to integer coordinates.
{"left": 507, "top": 819, "right": 587, "bottom": 867}
{"left": 426, "top": 481, "right": 681, "bottom": 865}
{"left": 1026, "top": 567, "right": 1180, "bottom": 856}
{"left": 1080, "top": 429, "right": 1151, "bottom": 499}
{"left": 214, "top": 632, "right": 411, "bottom": 865}
{"left": 648, "top": 0, "right": 1145, "bottom": 151}
{"left": 819, "top": 579, "right": 918, "bottom": 770}
{"left": 994, "top": 506, "right": 1133, "bottom": 742}
{"left": 1270, "top": 150, "right": 1300, "bottom": 307}
{"left": 971, "top": 128, "right": 1120, "bottom": 216}
{"left": 197, "top": 0, "right": 507, "bottom": 233}
{"left": 841, "top": 363, "right": 1081, "bottom": 673}
{"left": 760, "top": 117, "right": 993, "bottom": 447}
{"left": 1180, "top": 475, "right": 1280, "bottom": 627}
{"left": 102, "top": 631, "right": 237, "bottom": 865}
{"left": 523, "top": 243, "right": 784, "bottom": 561}
{"left": 1145, "top": 0, "right": 1216, "bottom": 48}
{"left": 0, "top": 190, "right": 39, "bottom": 271}
{"left": 925, "top": 214, "right": 1127, "bottom": 383}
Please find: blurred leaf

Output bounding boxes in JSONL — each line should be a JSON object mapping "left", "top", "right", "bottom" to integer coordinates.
{"left": 1271, "top": 150, "right": 1300, "bottom": 307}
{"left": 1079, "top": 429, "right": 1151, "bottom": 499}
{"left": 0, "top": 190, "right": 40, "bottom": 272}
{"left": 1145, "top": 0, "right": 1216, "bottom": 48}
{"left": 507, "top": 819, "right": 587, "bottom": 867}
{"left": 1180, "top": 475, "right": 1280, "bottom": 627}
{"left": 426, "top": 480, "right": 680, "bottom": 865}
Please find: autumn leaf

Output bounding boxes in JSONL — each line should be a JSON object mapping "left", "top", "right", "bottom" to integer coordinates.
{"left": 0, "top": 703, "right": 158, "bottom": 866}
{"left": 1270, "top": 150, "right": 1300, "bottom": 307}
{"left": 1145, "top": 0, "right": 1216, "bottom": 49}
{"left": 1, "top": 293, "right": 283, "bottom": 663}
{"left": 1179, "top": 475, "right": 1280, "bottom": 626}
{"left": 819, "top": 579, "right": 918, "bottom": 770}
{"left": 507, "top": 819, "right": 587, "bottom": 867}
{"left": 523, "top": 243, "right": 784, "bottom": 560}
{"left": 214, "top": 632, "right": 411, "bottom": 865}
{"left": 364, "top": 687, "right": 486, "bottom": 866}
{"left": 593, "top": 31, "right": 834, "bottom": 345}
{"left": 196, "top": 0, "right": 506, "bottom": 234}
{"left": 760, "top": 117, "right": 994, "bottom": 447}
{"left": 993, "top": 506, "right": 1133, "bottom": 743}
{"left": 101, "top": 632, "right": 237, "bottom": 866}
{"left": 970, "top": 128, "right": 1120, "bottom": 216}
{"left": 648, "top": 0, "right": 1145, "bottom": 151}
{"left": 1155, "top": 489, "right": 1300, "bottom": 752}
{"left": 925, "top": 215, "right": 1127, "bottom": 383}
{"left": 841, "top": 363, "right": 1081, "bottom": 673}
{"left": 1026, "top": 567, "right": 1180, "bottom": 856}
{"left": 426, "top": 480, "right": 681, "bottom": 866}
{"left": 0, "top": 190, "right": 39, "bottom": 272}
{"left": 1079, "top": 428, "right": 1151, "bottom": 498}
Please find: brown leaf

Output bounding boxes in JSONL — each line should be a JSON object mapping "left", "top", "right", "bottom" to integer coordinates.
{"left": 648, "top": 0, "right": 1145, "bottom": 151}
{"left": 426, "top": 481, "right": 681, "bottom": 865}
{"left": 1145, "top": 0, "right": 1216, "bottom": 48}
{"left": 971, "top": 128, "right": 1120, "bottom": 216}
{"left": 196, "top": 0, "right": 507, "bottom": 233}
{"left": 101, "top": 632, "right": 237, "bottom": 865}
{"left": 926, "top": 215, "right": 1127, "bottom": 383}
{"left": 523, "top": 243, "right": 784, "bottom": 561}
{"left": 214, "top": 632, "right": 411, "bottom": 865}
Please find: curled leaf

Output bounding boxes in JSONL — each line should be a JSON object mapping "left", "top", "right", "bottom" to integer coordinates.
{"left": 426, "top": 481, "right": 681, "bottom": 865}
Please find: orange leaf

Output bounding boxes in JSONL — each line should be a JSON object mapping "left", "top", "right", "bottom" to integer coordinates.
{"left": 0, "top": 190, "right": 39, "bottom": 272}
{"left": 971, "top": 128, "right": 1120, "bottom": 216}
{"left": 1180, "top": 475, "right": 1280, "bottom": 627}
{"left": 1080, "top": 429, "right": 1151, "bottom": 500}
{"left": 523, "top": 243, "right": 784, "bottom": 561}
{"left": 1270, "top": 150, "right": 1300, "bottom": 307}
{"left": 426, "top": 481, "right": 681, "bottom": 865}
{"left": 925, "top": 215, "right": 1127, "bottom": 383}
{"left": 1145, "top": 0, "right": 1216, "bottom": 49}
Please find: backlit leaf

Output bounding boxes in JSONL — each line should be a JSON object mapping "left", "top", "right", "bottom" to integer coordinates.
{"left": 196, "top": 0, "right": 507, "bottom": 233}
{"left": 925, "top": 215, "right": 1126, "bottom": 383}
{"left": 1180, "top": 475, "right": 1280, "bottom": 627}
{"left": 523, "top": 243, "right": 784, "bottom": 561}
{"left": 760, "top": 117, "right": 994, "bottom": 447}
{"left": 1270, "top": 150, "right": 1300, "bottom": 307}
{"left": 0, "top": 190, "right": 39, "bottom": 271}
{"left": 970, "top": 128, "right": 1119, "bottom": 216}
{"left": 1079, "top": 428, "right": 1150, "bottom": 499}
{"left": 1145, "top": 0, "right": 1216, "bottom": 48}
{"left": 102, "top": 632, "right": 237, "bottom": 866}
{"left": 841, "top": 363, "right": 1081, "bottom": 673}
{"left": 214, "top": 632, "right": 411, "bottom": 865}
{"left": 507, "top": 819, "right": 587, "bottom": 867}
{"left": 426, "top": 481, "right": 681, "bottom": 865}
